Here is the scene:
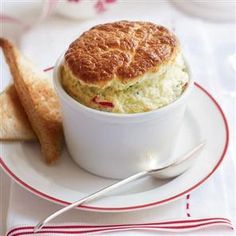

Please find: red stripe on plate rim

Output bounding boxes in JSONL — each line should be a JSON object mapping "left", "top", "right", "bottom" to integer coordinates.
{"left": 0, "top": 67, "right": 230, "bottom": 211}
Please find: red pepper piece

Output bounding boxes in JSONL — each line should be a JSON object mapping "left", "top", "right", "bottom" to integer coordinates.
{"left": 92, "top": 96, "right": 114, "bottom": 108}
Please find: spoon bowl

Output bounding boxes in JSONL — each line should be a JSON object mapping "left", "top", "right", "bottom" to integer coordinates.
{"left": 150, "top": 141, "right": 205, "bottom": 179}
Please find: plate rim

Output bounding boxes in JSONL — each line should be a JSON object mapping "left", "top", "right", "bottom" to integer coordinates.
{"left": 0, "top": 67, "right": 229, "bottom": 212}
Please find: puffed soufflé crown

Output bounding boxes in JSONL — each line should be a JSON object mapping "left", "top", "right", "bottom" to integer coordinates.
{"left": 64, "top": 21, "right": 179, "bottom": 89}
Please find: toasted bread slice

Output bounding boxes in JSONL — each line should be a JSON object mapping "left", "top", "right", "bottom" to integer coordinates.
{"left": 0, "top": 84, "right": 36, "bottom": 141}
{"left": 0, "top": 38, "right": 63, "bottom": 164}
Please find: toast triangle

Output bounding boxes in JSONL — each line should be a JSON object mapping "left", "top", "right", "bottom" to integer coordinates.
{"left": 0, "top": 38, "right": 63, "bottom": 164}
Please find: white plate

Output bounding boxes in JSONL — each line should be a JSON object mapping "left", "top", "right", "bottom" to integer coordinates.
{"left": 0, "top": 68, "right": 229, "bottom": 212}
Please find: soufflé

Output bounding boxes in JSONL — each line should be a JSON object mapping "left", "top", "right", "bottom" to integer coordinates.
{"left": 61, "top": 21, "right": 189, "bottom": 113}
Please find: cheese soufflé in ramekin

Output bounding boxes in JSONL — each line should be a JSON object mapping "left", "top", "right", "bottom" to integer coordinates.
{"left": 54, "top": 21, "right": 193, "bottom": 179}
{"left": 61, "top": 21, "right": 189, "bottom": 114}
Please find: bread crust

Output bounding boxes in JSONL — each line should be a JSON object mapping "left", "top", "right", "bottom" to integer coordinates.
{"left": 0, "top": 38, "right": 63, "bottom": 164}
{"left": 65, "top": 21, "right": 179, "bottom": 88}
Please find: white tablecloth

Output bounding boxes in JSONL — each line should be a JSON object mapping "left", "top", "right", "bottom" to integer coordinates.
{"left": 1, "top": 1, "right": 235, "bottom": 235}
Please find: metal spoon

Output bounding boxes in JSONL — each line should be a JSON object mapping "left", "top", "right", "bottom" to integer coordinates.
{"left": 34, "top": 141, "right": 205, "bottom": 232}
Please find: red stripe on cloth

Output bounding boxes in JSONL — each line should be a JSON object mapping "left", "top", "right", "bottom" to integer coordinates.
{"left": 7, "top": 218, "right": 232, "bottom": 236}
{"left": 158, "top": 221, "right": 233, "bottom": 230}
{"left": 186, "top": 194, "right": 191, "bottom": 217}
{"left": 8, "top": 221, "right": 233, "bottom": 236}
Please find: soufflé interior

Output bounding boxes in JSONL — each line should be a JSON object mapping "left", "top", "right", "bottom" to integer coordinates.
{"left": 61, "top": 21, "right": 189, "bottom": 113}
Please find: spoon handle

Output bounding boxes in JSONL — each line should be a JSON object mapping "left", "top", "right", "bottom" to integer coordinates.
{"left": 34, "top": 170, "right": 148, "bottom": 232}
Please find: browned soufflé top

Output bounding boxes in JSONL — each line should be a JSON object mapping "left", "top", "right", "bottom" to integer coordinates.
{"left": 64, "top": 21, "right": 179, "bottom": 87}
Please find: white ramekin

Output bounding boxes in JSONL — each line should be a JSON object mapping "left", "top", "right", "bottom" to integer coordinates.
{"left": 54, "top": 56, "right": 194, "bottom": 179}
